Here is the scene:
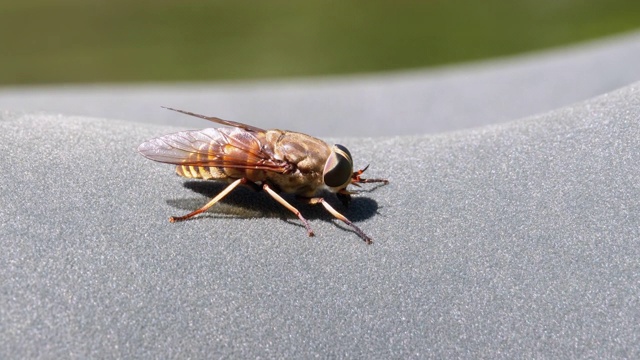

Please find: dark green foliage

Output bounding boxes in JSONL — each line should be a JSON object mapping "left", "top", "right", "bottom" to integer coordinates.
{"left": 1, "top": 0, "right": 639, "bottom": 84}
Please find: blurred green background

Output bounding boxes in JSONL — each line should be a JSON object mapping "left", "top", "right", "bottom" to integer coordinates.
{"left": 1, "top": 0, "right": 639, "bottom": 85}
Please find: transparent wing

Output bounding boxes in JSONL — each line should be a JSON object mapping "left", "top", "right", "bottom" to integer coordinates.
{"left": 138, "top": 127, "right": 290, "bottom": 173}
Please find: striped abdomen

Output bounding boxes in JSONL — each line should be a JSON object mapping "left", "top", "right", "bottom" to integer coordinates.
{"left": 175, "top": 164, "right": 228, "bottom": 180}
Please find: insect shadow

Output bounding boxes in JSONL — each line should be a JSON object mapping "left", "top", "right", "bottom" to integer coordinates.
{"left": 165, "top": 180, "right": 381, "bottom": 224}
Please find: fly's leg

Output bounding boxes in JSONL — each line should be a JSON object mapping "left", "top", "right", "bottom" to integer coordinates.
{"left": 355, "top": 178, "right": 389, "bottom": 184}
{"left": 352, "top": 165, "right": 389, "bottom": 185}
{"left": 169, "top": 178, "right": 245, "bottom": 222}
{"left": 262, "top": 184, "right": 315, "bottom": 237}
{"left": 305, "top": 197, "right": 373, "bottom": 244}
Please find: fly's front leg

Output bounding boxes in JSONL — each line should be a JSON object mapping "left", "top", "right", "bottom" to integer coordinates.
{"left": 351, "top": 165, "right": 389, "bottom": 185}
{"left": 169, "top": 178, "right": 245, "bottom": 222}
{"left": 262, "top": 184, "right": 315, "bottom": 237}
{"left": 355, "top": 178, "right": 389, "bottom": 184}
{"left": 304, "top": 197, "right": 373, "bottom": 244}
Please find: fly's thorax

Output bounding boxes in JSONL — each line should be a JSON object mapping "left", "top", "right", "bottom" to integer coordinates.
{"left": 267, "top": 130, "right": 331, "bottom": 174}
{"left": 266, "top": 171, "right": 325, "bottom": 196}
{"left": 263, "top": 130, "right": 331, "bottom": 195}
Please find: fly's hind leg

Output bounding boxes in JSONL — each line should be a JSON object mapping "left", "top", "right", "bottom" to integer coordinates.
{"left": 304, "top": 197, "right": 373, "bottom": 244}
{"left": 169, "top": 178, "right": 245, "bottom": 222}
{"left": 262, "top": 183, "right": 315, "bottom": 237}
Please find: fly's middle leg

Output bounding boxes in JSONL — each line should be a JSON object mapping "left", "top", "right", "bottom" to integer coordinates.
{"left": 262, "top": 183, "right": 315, "bottom": 237}
{"left": 304, "top": 197, "right": 373, "bottom": 244}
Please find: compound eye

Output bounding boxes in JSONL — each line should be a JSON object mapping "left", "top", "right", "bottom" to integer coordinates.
{"left": 323, "top": 144, "right": 353, "bottom": 188}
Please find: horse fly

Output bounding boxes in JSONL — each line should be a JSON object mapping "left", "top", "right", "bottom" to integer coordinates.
{"left": 138, "top": 107, "right": 388, "bottom": 244}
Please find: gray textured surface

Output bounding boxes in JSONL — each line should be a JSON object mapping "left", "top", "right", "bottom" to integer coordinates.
{"left": 1, "top": 31, "right": 640, "bottom": 137}
{"left": 2, "top": 33, "right": 640, "bottom": 358}
{"left": 2, "top": 82, "right": 640, "bottom": 358}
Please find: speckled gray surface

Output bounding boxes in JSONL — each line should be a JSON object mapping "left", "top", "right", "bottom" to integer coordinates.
{"left": 2, "top": 35, "right": 640, "bottom": 358}
{"left": 1, "top": 31, "right": 640, "bottom": 137}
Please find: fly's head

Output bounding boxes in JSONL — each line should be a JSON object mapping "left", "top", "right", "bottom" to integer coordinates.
{"left": 323, "top": 144, "right": 388, "bottom": 207}
{"left": 323, "top": 144, "right": 353, "bottom": 193}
